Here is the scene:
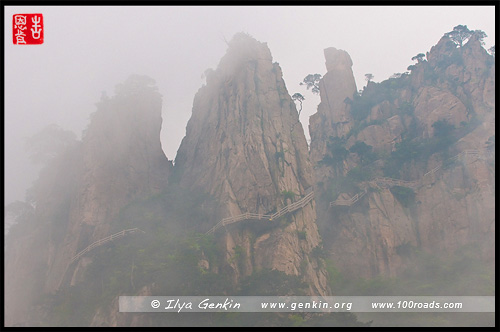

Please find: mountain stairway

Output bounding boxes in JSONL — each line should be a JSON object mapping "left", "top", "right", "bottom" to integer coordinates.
{"left": 69, "top": 228, "right": 143, "bottom": 264}
{"left": 206, "top": 187, "right": 314, "bottom": 235}
{"left": 330, "top": 149, "right": 486, "bottom": 207}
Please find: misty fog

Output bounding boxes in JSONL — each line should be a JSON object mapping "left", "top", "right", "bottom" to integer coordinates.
{"left": 5, "top": 6, "right": 494, "bottom": 208}
{"left": 3, "top": 5, "right": 496, "bottom": 328}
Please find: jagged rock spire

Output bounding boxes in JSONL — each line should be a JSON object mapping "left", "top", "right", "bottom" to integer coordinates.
{"left": 175, "top": 33, "right": 329, "bottom": 295}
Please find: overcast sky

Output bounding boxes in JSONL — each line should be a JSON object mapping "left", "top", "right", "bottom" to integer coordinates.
{"left": 4, "top": 5, "right": 495, "bottom": 205}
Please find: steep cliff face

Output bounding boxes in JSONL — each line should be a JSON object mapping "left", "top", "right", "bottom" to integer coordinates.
{"left": 426, "top": 34, "right": 495, "bottom": 118}
{"left": 5, "top": 142, "right": 82, "bottom": 326}
{"left": 51, "top": 75, "right": 172, "bottom": 291}
{"left": 309, "top": 47, "right": 357, "bottom": 186}
{"left": 5, "top": 75, "right": 172, "bottom": 326}
{"left": 175, "top": 33, "right": 328, "bottom": 295}
{"left": 326, "top": 188, "right": 419, "bottom": 277}
{"left": 415, "top": 140, "right": 495, "bottom": 257}
{"left": 310, "top": 33, "right": 495, "bottom": 279}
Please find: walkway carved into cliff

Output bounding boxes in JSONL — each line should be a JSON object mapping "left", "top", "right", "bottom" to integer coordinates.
{"left": 330, "top": 149, "right": 488, "bottom": 207}
{"left": 69, "top": 228, "right": 144, "bottom": 264}
{"left": 58, "top": 228, "right": 144, "bottom": 289}
{"left": 206, "top": 187, "right": 314, "bottom": 235}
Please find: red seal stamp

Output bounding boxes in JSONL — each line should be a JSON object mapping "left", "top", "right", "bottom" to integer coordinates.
{"left": 13, "top": 14, "right": 44, "bottom": 45}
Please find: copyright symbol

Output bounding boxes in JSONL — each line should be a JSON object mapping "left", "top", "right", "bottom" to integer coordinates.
{"left": 151, "top": 300, "right": 160, "bottom": 309}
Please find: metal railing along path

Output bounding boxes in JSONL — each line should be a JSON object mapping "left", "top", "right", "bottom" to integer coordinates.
{"left": 69, "top": 228, "right": 143, "bottom": 263}
{"left": 329, "top": 190, "right": 367, "bottom": 207}
{"left": 329, "top": 149, "right": 485, "bottom": 208}
{"left": 206, "top": 188, "right": 314, "bottom": 235}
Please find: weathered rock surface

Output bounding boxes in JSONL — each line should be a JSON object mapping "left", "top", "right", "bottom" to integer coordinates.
{"left": 5, "top": 29, "right": 494, "bottom": 327}
{"left": 413, "top": 86, "right": 468, "bottom": 138}
{"left": 310, "top": 33, "right": 495, "bottom": 279}
{"left": 4, "top": 75, "right": 172, "bottom": 326}
{"left": 175, "top": 33, "right": 328, "bottom": 295}
{"left": 49, "top": 75, "right": 172, "bottom": 292}
{"left": 309, "top": 47, "right": 357, "bottom": 165}
{"left": 327, "top": 189, "right": 418, "bottom": 277}
{"left": 346, "top": 115, "right": 406, "bottom": 153}
{"left": 309, "top": 47, "right": 358, "bottom": 190}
